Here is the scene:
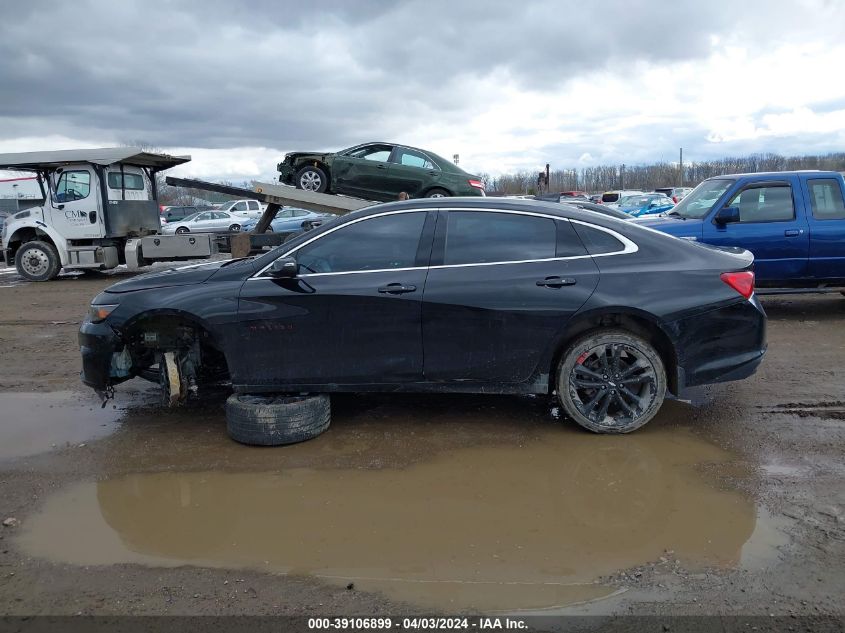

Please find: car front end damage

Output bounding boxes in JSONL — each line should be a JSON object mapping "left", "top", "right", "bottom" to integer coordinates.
{"left": 277, "top": 152, "right": 331, "bottom": 186}
{"left": 79, "top": 298, "right": 230, "bottom": 405}
{"left": 79, "top": 317, "right": 130, "bottom": 395}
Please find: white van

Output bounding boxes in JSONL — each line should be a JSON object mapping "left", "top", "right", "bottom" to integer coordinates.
{"left": 601, "top": 190, "right": 644, "bottom": 205}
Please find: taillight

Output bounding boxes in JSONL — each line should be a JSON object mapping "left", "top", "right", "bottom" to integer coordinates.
{"left": 468, "top": 179, "right": 484, "bottom": 189}
{"left": 721, "top": 271, "right": 755, "bottom": 299}
{"left": 672, "top": 196, "right": 679, "bottom": 203}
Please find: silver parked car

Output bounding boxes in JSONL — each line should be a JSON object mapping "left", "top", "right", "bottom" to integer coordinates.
{"left": 161, "top": 210, "right": 244, "bottom": 234}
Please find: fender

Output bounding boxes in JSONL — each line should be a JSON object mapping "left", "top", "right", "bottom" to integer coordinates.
{"left": 536, "top": 304, "right": 681, "bottom": 394}
{"left": 5, "top": 216, "right": 70, "bottom": 265}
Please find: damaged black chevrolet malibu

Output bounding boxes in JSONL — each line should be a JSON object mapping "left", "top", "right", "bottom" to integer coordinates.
{"left": 79, "top": 198, "right": 766, "bottom": 443}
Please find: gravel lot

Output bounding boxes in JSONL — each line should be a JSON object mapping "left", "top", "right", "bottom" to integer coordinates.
{"left": 0, "top": 264, "right": 843, "bottom": 624}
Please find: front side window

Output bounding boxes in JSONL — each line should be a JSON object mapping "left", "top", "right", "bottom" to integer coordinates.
{"left": 727, "top": 185, "right": 794, "bottom": 222}
{"left": 349, "top": 145, "right": 393, "bottom": 162}
{"left": 444, "top": 212, "right": 557, "bottom": 265}
{"left": 296, "top": 212, "right": 426, "bottom": 274}
{"left": 232, "top": 201, "right": 248, "bottom": 212}
{"left": 56, "top": 171, "right": 91, "bottom": 201}
{"left": 808, "top": 179, "right": 845, "bottom": 220}
{"left": 276, "top": 209, "right": 294, "bottom": 218}
{"left": 107, "top": 172, "right": 145, "bottom": 190}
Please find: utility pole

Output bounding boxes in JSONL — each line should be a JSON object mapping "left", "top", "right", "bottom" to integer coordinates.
{"left": 620, "top": 164, "right": 625, "bottom": 190}
{"left": 12, "top": 183, "right": 19, "bottom": 212}
{"left": 679, "top": 148, "right": 683, "bottom": 187}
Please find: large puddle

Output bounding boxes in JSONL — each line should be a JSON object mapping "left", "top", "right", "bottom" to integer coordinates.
{"left": 18, "top": 416, "right": 763, "bottom": 612}
{"left": 0, "top": 391, "right": 153, "bottom": 461}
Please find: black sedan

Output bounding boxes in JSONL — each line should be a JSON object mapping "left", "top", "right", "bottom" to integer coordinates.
{"left": 80, "top": 198, "right": 766, "bottom": 435}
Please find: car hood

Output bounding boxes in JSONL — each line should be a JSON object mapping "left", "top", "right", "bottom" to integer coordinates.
{"left": 284, "top": 151, "right": 333, "bottom": 162}
{"left": 633, "top": 214, "right": 703, "bottom": 238}
{"left": 103, "top": 260, "right": 230, "bottom": 294}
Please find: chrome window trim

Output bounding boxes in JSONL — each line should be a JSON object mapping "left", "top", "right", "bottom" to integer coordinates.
{"left": 249, "top": 207, "right": 638, "bottom": 280}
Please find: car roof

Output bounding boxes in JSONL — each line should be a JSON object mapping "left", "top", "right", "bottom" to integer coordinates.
{"left": 340, "top": 196, "right": 634, "bottom": 228}
{"left": 709, "top": 170, "right": 841, "bottom": 179}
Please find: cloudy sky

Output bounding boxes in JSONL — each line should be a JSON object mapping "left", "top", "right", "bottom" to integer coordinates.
{"left": 1, "top": 0, "right": 844, "bottom": 189}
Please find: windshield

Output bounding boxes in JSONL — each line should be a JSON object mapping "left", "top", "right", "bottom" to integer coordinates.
{"left": 217, "top": 201, "right": 234, "bottom": 211}
{"left": 619, "top": 196, "right": 649, "bottom": 207}
{"left": 669, "top": 179, "right": 735, "bottom": 219}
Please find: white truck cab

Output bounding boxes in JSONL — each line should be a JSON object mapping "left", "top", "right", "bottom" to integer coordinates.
{"left": 0, "top": 148, "right": 215, "bottom": 281}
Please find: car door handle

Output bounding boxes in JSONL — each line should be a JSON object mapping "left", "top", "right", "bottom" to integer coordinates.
{"left": 536, "top": 276, "right": 576, "bottom": 288}
{"left": 377, "top": 164, "right": 387, "bottom": 169}
{"left": 784, "top": 229, "right": 802, "bottom": 237}
{"left": 378, "top": 283, "right": 417, "bottom": 294}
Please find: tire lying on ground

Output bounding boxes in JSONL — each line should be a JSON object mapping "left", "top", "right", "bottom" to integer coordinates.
{"left": 225, "top": 393, "right": 331, "bottom": 446}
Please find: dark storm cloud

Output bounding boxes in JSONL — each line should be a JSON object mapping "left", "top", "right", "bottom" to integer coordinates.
{"left": 0, "top": 0, "right": 741, "bottom": 150}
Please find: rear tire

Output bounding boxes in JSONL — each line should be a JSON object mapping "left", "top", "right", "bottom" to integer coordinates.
{"left": 295, "top": 166, "right": 328, "bottom": 193}
{"left": 556, "top": 330, "right": 666, "bottom": 434}
{"left": 424, "top": 187, "right": 450, "bottom": 198}
{"left": 226, "top": 393, "right": 331, "bottom": 446}
{"left": 175, "top": 227, "right": 190, "bottom": 234}
{"left": 228, "top": 224, "right": 241, "bottom": 232}
{"left": 15, "top": 240, "right": 61, "bottom": 281}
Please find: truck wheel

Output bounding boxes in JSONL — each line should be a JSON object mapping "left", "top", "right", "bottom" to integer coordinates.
{"left": 15, "top": 240, "right": 61, "bottom": 281}
{"left": 556, "top": 330, "right": 666, "bottom": 434}
{"left": 425, "top": 188, "right": 450, "bottom": 198}
{"left": 226, "top": 393, "right": 331, "bottom": 446}
{"left": 175, "top": 227, "right": 189, "bottom": 234}
{"left": 295, "top": 166, "right": 328, "bottom": 193}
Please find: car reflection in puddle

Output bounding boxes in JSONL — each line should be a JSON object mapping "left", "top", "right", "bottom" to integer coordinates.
{"left": 19, "top": 406, "right": 762, "bottom": 612}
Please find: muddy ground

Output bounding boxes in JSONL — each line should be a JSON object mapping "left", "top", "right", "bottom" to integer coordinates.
{"left": 0, "top": 263, "right": 843, "bottom": 627}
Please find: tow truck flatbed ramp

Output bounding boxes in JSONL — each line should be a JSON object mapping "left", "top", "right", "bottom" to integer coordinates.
{"left": 165, "top": 177, "right": 378, "bottom": 257}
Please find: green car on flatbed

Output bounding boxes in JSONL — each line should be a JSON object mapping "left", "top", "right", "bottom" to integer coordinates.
{"left": 277, "top": 142, "right": 485, "bottom": 201}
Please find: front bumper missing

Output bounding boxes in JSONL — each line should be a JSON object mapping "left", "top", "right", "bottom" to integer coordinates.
{"left": 78, "top": 319, "right": 131, "bottom": 391}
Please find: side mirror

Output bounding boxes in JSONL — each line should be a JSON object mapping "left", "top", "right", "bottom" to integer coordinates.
{"left": 715, "top": 206, "right": 740, "bottom": 225}
{"left": 269, "top": 256, "right": 298, "bottom": 278}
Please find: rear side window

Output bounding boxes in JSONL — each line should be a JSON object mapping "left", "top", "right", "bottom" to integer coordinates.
{"left": 556, "top": 220, "right": 588, "bottom": 257}
{"left": 808, "top": 179, "right": 845, "bottom": 220}
{"left": 727, "top": 185, "right": 795, "bottom": 222}
{"left": 296, "top": 212, "right": 426, "bottom": 274}
{"left": 107, "top": 172, "right": 145, "bottom": 190}
{"left": 601, "top": 192, "right": 620, "bottom": 203}
{"left": 444, "top": 212, "right": 556, "bottom": 265}
{"left": 572, "top": 223, "right": 626, "bottom": 255}
{"left": 248, "top": 200, "right": 260, "bottom": 211}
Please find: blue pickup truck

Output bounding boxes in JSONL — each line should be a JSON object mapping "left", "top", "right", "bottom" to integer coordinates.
{"left": 637, "top": 171, "right": 845, "bottom": 290}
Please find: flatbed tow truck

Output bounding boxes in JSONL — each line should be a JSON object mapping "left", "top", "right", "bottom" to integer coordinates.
{"left": 0, "top": 148, "right": 217, "bottom": 281}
